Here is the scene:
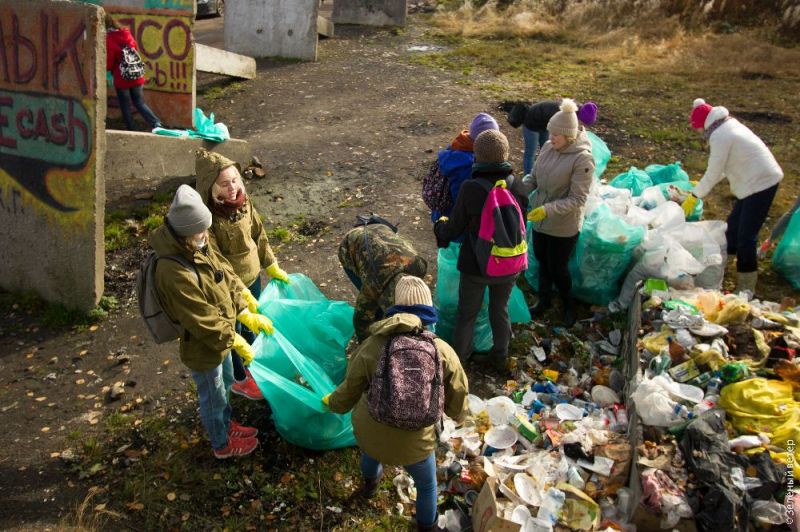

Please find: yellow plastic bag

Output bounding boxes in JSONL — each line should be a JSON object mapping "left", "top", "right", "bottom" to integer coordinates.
{"left": 690, "top": 345, "right": 728, "bottom": 371}
{"left": 714, "top": 297, "right": 751, "bottom": 325}
{"left": 718, "top": 378, "right": 800, "bottom": 465}
{"left": 694, "top": 290, "right": 722, "bottom": 322}
{"left": 642, "top": 325, "right": 672, "bottom": 355}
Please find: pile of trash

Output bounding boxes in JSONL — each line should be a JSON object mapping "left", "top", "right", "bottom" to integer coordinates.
{"left": 628, "top": 285, "right": 800, "bottom": 530}
{"left": 428, "top": 323, "right": 639, "bottom": 532}
{"left": 525, "top": 157, "right": 727, "bottom": 307}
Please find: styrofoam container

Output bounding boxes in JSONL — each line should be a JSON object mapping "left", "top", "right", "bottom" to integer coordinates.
{"left": 554, "top": 403, "right": 584, "bottom": 421}
{"left": 485, "top": 425, "right": 518, "bottom": 450}
{"left": 511, "top": 505, "right": 532, "bottom": 525}
{"left": 467, "top": 394, "right": 487, "bottom": 415}
{"left": 514, "top": 473, "right": 541, "bottom": 507}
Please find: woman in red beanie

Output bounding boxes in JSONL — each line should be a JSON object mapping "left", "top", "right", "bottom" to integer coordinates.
{"left": 106, "top": 14, "right": 162, "bottom": 131}
{"left": 682, "top": 98, "right": 783, "bottom": 294}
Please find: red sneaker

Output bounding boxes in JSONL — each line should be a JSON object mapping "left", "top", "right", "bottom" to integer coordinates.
{"left": 229, "top": 420, "right": 258, "bottom": 438}
{"left": 231, "top": 373, "right": 264, "bottom": 401}
{"left": 213, "top": 435, "right": 258, "bottom": 459}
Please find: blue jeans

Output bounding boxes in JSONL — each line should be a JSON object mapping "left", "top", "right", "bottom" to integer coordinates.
{"left": 361, "top": 452, "right": 437, "bottom": 527}
{"left": 116, "top": 85, "right": 161, "bottom": 130}
{"left": 726, "top": 184, "right": 779, "bottom": 272}
{"left": 191, "top": 353, "right": 234, "bottom": 450}
{"left": 233, "top": 277, "right": 262, "bottom": 381}
{"left": 522, "top": 126, "right": 549, "bottom": 176}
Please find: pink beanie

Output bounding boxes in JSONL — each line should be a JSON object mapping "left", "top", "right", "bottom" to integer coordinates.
{"left": 690, "top": 98, "right": 712, "bottom": 129}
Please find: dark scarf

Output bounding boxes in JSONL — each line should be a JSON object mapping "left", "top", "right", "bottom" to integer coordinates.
{"left": 472, "top": 161, "right": 513, "bottom": 179}
{"left": 703, "top": 116, "right": 730, "bottom": 142}
{"left": 385, "top": 304, "right": 439, "bottom": 325}
{"left": 210, "top": 188, "right": 247, "bottom": 221}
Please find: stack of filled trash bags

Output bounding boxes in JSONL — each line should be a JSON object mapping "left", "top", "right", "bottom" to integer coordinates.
{"left": 628, "top": 284, "right": 800, "bottom": 531}
{"left": 525, "top": 137, "right": 728, "bottom": 307}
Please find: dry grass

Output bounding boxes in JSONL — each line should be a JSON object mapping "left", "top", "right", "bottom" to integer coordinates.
{"left": 55, "top": 486, "right": 122, "bottom": 532}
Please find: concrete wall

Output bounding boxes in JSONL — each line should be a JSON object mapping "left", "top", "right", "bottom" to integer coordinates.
{"left": 333, "top": 0, "right": 406, "bottom": 26}
{"left": 80, "top": 0, "right": 196, "bottom": 128}
{"left": 0, "top": 0, "right": 106, "bottom": 311}
{"left": 225, "top": 0, "right": 319, "bottom": 61}
{"left": 105, "top": 131, "right": 251, "bottom": 201}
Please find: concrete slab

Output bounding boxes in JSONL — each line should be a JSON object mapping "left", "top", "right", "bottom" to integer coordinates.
{"left": 104, "top": 131, "right": 251, "bottom": 200}
{"left": 0, "top": 0, "right": 106, "bottom": 311}
{"left": 196, "top": 43, "right": 257, "bottom": 79}
{"left": 224, "top": 0, "right": 319, "bottom": 61}
{"left": 333, "top": 0, "right": 406, "bottom": 26}
{"left": 318, "top": 15, "right": 335, "bottom": 38}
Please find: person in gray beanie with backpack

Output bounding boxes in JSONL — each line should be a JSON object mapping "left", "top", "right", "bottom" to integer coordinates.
{"left": 323, "top": 276, "right": 468, "bottom": 532}
{"left": 147, "top": 185, "right": 274, "bottom": 458}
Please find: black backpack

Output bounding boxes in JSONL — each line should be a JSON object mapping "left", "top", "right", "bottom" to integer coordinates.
{"left": 119, "top": 45, "right": 145, "bottom": 81}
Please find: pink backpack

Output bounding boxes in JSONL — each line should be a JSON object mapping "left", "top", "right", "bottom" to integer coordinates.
{"left": 474, "top": 179, "right": 528, "bottom": 277}
{"left": 368, "top": 331, "right": 444, "bottom": 431}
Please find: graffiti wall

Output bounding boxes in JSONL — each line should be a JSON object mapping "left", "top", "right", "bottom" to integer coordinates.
{"left": 0, "top": 0, "right": 105, "bottom": 310}
{"left": 82, "top": 0, "right": 195, "bottom": 128}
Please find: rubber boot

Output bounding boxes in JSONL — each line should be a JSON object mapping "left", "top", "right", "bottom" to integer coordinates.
{"left": 735, "top": 271, "right": 758, "bottom": 296}
{"left": 529, "top": 292, "right": 552, "bottom": 317}
{"left": 562, "top": 294, "right": 577, "bottom": 328}
{"left": 360, "top": 472, "right": 383, "bottom": 499}
{"left": 417, "top": 520, "right": 441, "bottom": 532}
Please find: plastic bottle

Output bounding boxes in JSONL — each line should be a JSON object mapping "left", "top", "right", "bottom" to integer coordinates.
{"left": 752, "top": 317, "right": 782, "bottom": 330}
{"left": 616, "top": 487, "right": 633, "bottom": 518}
{"left": 614, "top": 404, "right": 629, "bottom": 430}
{"left": 667, "top": 336, "right": 688, "bottom": 363}
{"left": 648, "top": 349, "right": 672, "bottom": 375}
{"left": 692, "top": 395, "right": 718, "bottom": 416}
{"left": 537, "top": 488, "right": 566, "bottom": 524}
{"left": 672, "top": 402, "right": 694, "bottom": 420}
{"left": 706, "top": 377, "right": 723, "bottom": 397}
{"left": 567, "top": 466, "right": 586, "bottom": 489}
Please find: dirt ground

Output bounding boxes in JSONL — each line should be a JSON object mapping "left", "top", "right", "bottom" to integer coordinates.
{"left": 1, "top": 10, "right": 798, "bottom": 530}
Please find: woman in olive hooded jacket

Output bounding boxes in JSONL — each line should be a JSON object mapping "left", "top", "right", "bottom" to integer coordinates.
{"left": 195, "top": 149, "right": 290, "bottom": 401}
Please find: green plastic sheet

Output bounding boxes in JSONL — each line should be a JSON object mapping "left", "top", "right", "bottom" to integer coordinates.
{"left": 258, "top": 273, "right": 352, "bottom": 384}
{"left": 772, "top": 207, "right": 800, "bottom": 289}
{"left": 435, "top": 243, "right": 531, "bottom": 352}
{"left": 587, "top": 131, "right": 611, "bottom": 179}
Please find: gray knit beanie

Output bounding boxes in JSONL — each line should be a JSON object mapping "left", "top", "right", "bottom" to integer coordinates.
{"left": 168, "top": 184, "right": 212, "bottom": 236}
{"left": 547, "top": 98, "right": 579, "bottom": 137}
{"left": 473, "top": 130, "right": 509, "bottom": 163}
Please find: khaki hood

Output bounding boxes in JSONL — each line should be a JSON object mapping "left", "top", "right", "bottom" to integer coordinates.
{"left": 367, "top": 313, "right": 424, "bottom": 337}
{"left": 195, "top": 149, "right": 241, "bottom": 204}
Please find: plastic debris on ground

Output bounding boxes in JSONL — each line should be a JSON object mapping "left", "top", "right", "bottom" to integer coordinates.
{"left": 152, "top": 107, "right": 230, "bottom": 142}
{"left": 626, "top": 284, "right": 800, "bottom": 530}
{"left": 433, "top": 316, "right": 637, "bottom": 532}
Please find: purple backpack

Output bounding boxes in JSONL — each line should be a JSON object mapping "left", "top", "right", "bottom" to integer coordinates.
{"left": 474, "top": 179, "right": 528, "bottom": 277}
{"left": 368, "top": 330, "right": 444, "bottom": 431}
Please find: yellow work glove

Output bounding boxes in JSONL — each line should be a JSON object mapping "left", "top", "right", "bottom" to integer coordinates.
{"left": 436, "top": 216, "right": 449, "bottom": 224}
{"left": 242, "top": 288, "right": 259, "bottom": 314}
{"left": 322, "top": 393, "right": 331, "bottom": 410}
{"left": 681, "top": 193, "right": 698, "bottom": 218}
{"left": 232, "top": 333, "right": 255, "bottom": 365}
{"left": 266, "top": 263, "right": 290, "bottom": 284}
{"left": 527, "top": 206, "right": 547, "bottom": 223}
{"left": 238, "top": 309, "right": 274, "bottom": 336}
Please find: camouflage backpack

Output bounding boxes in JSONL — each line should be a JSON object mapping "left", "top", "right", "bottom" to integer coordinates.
{"left": 368, "top": 330, "right": 444, "bottom": 431}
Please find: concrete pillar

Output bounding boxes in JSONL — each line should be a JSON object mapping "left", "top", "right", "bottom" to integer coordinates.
{"left": 224, "top": 0, "right": 319, "bottom": 61}
{"left": 0, "top": 0, "right": 106, "bottom": 311}
{"left": 333, "top": 0, "right": 406, "bottom": 26}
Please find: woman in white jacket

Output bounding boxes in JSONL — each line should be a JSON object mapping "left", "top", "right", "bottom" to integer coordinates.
{"left": 681, "top": 98, "right": 783, "bottom": 294}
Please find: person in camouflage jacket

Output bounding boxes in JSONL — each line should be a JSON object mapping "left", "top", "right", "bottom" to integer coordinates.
{"left": 338, "top": 220, "right": 428, "bottom": 341}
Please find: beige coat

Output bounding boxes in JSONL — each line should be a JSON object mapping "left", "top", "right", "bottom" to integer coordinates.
{"left": 196, "top": 150, "right": 276, "bottom": 287}
{"left": 524, "top": 129, "right": 595, "bottom": 237}
{"left": 150, "top": 226, "right": 248, "bottom": 372}
{"left": 328, "top": 313, "right": 469, "bottom": 466}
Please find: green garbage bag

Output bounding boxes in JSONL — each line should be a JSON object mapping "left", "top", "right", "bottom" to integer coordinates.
{"left": 571, "top": 204, "right": 645, "bottom": 305}
{"left": 609, "top": 166, "right": 652, "bottom": 197}
{"left": 772, "top": 208, "right": 800, "bottom": 289}
{"left": 436, "top": 243, "right": 531, "bottom": 352}
{"left": 587, "top": 131, "right": 611, "bottom": 179}
{"left": 656, "top": 181, "right": 703, "bottom": 222}
{"left": 188, "top": 108, "right": 230, "bottom": 142}
{"left": 258, "top": 274, "right": 352, "bottom": 384}
{"left": 645, "top": 161, "right": 689, "bottom": 185}
{"left": 249, "top": 330, "right": 356, "bottom": 450}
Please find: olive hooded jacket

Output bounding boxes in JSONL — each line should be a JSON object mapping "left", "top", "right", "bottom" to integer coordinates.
{"left": 195, "top": 150, "right": 276, "bottom": 287}
{"left": 150, "top": 225, "right": 248, "bottom": 372}
{"left": 328, "top": 313, "right": 469, "bottom": 466}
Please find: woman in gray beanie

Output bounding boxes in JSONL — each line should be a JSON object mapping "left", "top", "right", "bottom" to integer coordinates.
{"left": 523, "top": 98, "right": 595, "bottom": 327}
{"left": 148, "top": 185, "right": 274, "bottom": 458}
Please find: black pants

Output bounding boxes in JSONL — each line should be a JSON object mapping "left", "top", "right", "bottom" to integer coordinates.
{"left": 726, "top": 184, "right": 779, "bottom": 273}
{"left": 532, "top": 230, "right": 579, "bottom": 296}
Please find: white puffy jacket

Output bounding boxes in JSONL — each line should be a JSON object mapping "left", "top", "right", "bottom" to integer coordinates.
{"left": 693, "top": 106, "right": 783, "bottom": 200}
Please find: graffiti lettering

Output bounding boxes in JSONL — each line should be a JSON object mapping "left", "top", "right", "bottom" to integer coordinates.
{"left": 0, "top": 183, "right": 24, "bottom": 216}
{"left": 0, "top": 10, "right": 89, "bottom": 96}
